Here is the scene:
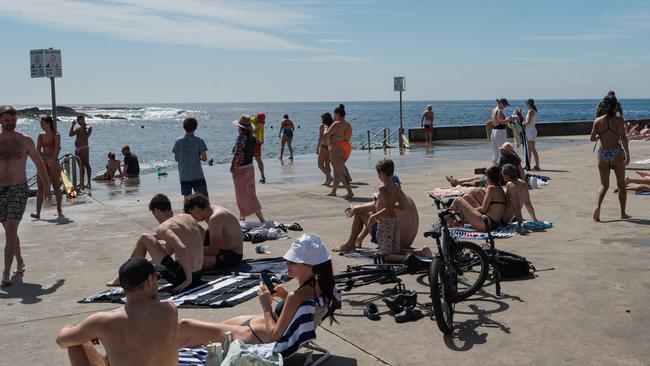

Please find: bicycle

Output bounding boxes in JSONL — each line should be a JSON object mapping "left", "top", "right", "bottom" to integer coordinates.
{"left": 424, "top": 206, "right": 490, "bottom": 334}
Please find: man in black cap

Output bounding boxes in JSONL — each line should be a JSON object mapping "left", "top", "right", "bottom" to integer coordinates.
{"left": 490, "top": 98, "right": 513, "bottom": 165}
{"left": 106, "top": 194, "right": 204, "bottom": 292}
{"left": 56, "top": 257, "right": 178, "bottom": 366}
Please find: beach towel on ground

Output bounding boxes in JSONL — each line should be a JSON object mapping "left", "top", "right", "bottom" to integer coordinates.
{"left": 179, "top": 342, "right": 282, "bottom": 366}
{"left": 429, "top": 186, "right": 477, "bottom": 198}
{"left": 204, "top": 257, "right": 287, "bottom": 275}
{"left": 449, "top": 220, "right": 554, "bottom": 240}
{"left": 79, "top": 274, "right": 260, "bottom": 308}
{"left": 339, "top": 249, "right": 380, "bottom": 262}
{"left": 233, "top": 164, "right": 262, "bottom": 218}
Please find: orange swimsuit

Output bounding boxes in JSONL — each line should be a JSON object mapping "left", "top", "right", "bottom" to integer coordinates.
{"left": 329, "top": 128, "right": 352, "bottom": 161}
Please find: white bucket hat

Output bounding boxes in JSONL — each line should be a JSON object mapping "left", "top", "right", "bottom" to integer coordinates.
{"left": 283, "top": 233, "right": 331, "bottom": 265}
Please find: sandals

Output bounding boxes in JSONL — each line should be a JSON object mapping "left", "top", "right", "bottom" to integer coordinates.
{"left": 364, "top": 302, "right": 381, "bottom": 321}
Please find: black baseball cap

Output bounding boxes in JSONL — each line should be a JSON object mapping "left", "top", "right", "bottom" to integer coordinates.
{"left": 118, "top": 257, "right": 162, "bottom": 290}
{"left": 497, "top": 98, "right": 510, "bottom": 107}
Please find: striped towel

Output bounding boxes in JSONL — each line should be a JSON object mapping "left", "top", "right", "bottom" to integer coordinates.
{"left": 449, "top": 223, "right": 518, "bottom": 240}
{"left": 79, "top": 274, "right": 260, "bottom": 308}
{"left": 273, "top": 296, "right": 324, "bottom": 357}
{"left": 178, "top": 347, "right": 207, "bottom": 365}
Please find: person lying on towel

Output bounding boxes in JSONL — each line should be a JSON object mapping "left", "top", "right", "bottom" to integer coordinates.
{"left": 183, "top": 194, "right": 244, "bottom": 270}
{"left": 58, "top": 257, "right": 178, "bottom": 366}
{"left": 177, "top": 234, "right": 340, "bottom": 351}
{"left": 106, "top": 194, "right": 204, "bottom": 292}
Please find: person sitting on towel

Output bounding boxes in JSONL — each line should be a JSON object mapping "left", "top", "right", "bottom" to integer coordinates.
{"left": 57, "top": 257, "right": 178, "bottom": 366}
{"left": 106, "top": 194, "right": 204, "bottom": 292}
{"left": 449, "top": 166, "right": 507, "bottom": 231}
{"left": 332, "top": 174, "right": 419, "bottom": 254}
{"left": 177, "top": 233, "right": 340, "bottom": 348}
{"left": 183, "top": 194, "right": 244, "bottom": 270}
{"left": 502, "top": 163, "right": 538, "bottom": 234}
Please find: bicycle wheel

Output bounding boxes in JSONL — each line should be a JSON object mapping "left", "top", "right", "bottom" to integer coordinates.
{"left": 429, "top": 257, "right": 454, "bottom": 334}
{"left": 454, "top": 241, "right": 489, "bottom": 301}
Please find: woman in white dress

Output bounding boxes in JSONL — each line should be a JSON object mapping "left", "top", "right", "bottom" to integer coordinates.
{"left": 524, "top": 99, "right": 540, "bottom": 170}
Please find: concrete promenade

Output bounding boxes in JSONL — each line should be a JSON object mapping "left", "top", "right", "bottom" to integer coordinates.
{"left": 1, "top": 136, "right": 649, "bottom": 365}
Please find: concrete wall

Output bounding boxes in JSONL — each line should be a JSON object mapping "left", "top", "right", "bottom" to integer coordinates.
{"left": 407, "top": 119, "right": 650, "bottom": 141}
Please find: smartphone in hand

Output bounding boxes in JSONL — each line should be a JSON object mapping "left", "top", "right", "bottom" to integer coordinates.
{"left": 474, "top": 167, "right": 486, "bottom": 175}
{"left": 260, "top": 272, "right": 276, "bottom": 294}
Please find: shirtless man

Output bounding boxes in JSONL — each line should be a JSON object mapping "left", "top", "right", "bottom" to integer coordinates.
{"left": 421, "top": 104, "right": 435, "bottom": 148}
{"left": 1, "top": 106, "right": 51, "bottom": 286}
{"left": 367, "top": 159, "right": 431, "bottom": 262}
{"left": 183, "top": 194, "right": 244, "bottom": 270}
{"left": 490, "top": 99, "right": 513, "bottom": 165}
{"left": 69, "top": 115, "right": 92, "bottom": 189}
{"left": 57, "top": 257, "right": 178, "bottom": 366}
{"left": 332, "top": 175, "right": 419, "bottom": 253}
{"left": 106, "top": 194, "right": 203, "bottom": 292}
{"left": 501, "top": 164, "right": 538, "bottom": 234}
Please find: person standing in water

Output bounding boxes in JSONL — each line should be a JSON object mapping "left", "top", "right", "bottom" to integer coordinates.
{"left": 32, "top": 116, "right": 63, "bottom": 218}
{"left": 490, "top": 98, "right": 512, "bottom": 165}
{"left": 590, "top": 95, "right": 630, "bottom": 222}
{"left": 1, "top": 106, "right": 51, "bottom": 286}
{"left": 324, "top": 104, "right": 353, "bottom": 199}
{"left": 317, "top": 113, "right": 334, "bottom": 186}
{"left": 279, "top": 114, "right": 294, "bottom": 161}
{"left": 524, "top": 99, "right": 541, "bottom": 170}
{"left": 421, "top": 105, "right": 435, "bottom": 148}
{"left": 252, "top": 113, "right": 267, "bottom": 183}
{"left": 69, "top": 115, "right": 92, "bottom": 189}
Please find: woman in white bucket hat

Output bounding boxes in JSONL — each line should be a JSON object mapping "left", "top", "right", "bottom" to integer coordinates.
{"left": 178, "top": 233, "right": 339, "bottom": 347}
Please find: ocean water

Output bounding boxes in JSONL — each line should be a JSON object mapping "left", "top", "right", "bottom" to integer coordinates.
{"left": 15, "top": 99, "right": 650, "bottom": 176}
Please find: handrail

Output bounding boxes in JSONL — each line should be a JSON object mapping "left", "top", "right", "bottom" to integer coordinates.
{"left": 361, "top": 127, "right": 402, "bottom": 150}
{"left": 26, "top": 153, "right": 84, "bottom": 191}
{"left": 361, "top": 128, "right": 390, "bottom": 149}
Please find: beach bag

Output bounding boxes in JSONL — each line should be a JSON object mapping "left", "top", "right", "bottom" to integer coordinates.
{"left": 221, "top": 340, "right": 283, "bottom": 366}
{"left": 493, "top": 249, "right": 535, "bottom": 278}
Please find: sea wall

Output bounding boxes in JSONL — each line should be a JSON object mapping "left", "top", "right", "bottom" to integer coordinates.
{"left": 407, "top": 119, "right": 650, "bottom": 141}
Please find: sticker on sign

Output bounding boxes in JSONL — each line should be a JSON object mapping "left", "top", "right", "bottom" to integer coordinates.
{"left": 30, "top": 49, "right": 62, "bottom": 78}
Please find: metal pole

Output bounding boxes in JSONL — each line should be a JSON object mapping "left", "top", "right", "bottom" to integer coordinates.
{"left": 367, "top": 130, "right": 371, "bottom": 151}
{"left": 50, "top": 76, "right": 57, "bottom": 131}
{"left": 399, "top": 91, "right": 404, "bottom": 149}
{"left": 383, "top": 128, "right": 387, "bottom": 149}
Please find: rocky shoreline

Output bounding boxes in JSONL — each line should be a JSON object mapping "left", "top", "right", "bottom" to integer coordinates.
{"left": 16, "top": 106, "right": 126, "bottom": 120}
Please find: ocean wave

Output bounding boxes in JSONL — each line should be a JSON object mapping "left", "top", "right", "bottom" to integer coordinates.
{"left": 75, "top": 106, "right": 199, "bottom": 121}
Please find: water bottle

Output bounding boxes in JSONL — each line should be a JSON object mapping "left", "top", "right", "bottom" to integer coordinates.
{"left": 223, "top": 332, "right": 234, "bottom": 356}
{"left": 206, "top": 342, "right": 224, "bottom": 366}
{"left": 156, "top": 167, "right": 161, "bottom": 176}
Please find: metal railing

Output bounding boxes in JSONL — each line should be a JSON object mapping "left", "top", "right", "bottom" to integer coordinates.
{"left": 27, "top": 153, "right": 84, "bottom": 191}
{"left": 360, "top": 128, "right": 401, "bottom": 150}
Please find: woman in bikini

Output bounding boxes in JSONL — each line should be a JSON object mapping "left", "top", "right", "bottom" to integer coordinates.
{"left": 93, "top": 152, "right": 123, "bottom": 181}
{"left": 449, "top": 166, "right": 507, "bottom": 231}
{"left": 177, "top": 234, "right": 339, "bottom": 348}
{"left": 590, "top": 95, "right": 630, "bottom": 221}
{"left": 317, "top": 113, "right": 334, "bottom": 185}
{"left": 31, "top": 116, "right": 63, "bottom": 219}
{"left": 323, "top": 104, "right": 353, "bottom": 198}
{"left": 69, "top": 116, "right": 92, "bottom": 189}
{"left": 279, "top": 114, "right": 294, "bottom": 161}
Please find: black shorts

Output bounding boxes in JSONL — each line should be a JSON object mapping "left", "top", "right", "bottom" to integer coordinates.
{"left": 214, "top": 249, "right": 243, "bottom": 269}
{"left": 160, "top": 255, "right": 202, "bottom": 286}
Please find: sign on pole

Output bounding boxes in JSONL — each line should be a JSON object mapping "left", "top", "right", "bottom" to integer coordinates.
{"left": 394, "top": 76, "right": 405, "bottom": 92}
{"left": 30, "top": 48, "right": 63, "bottom": 130}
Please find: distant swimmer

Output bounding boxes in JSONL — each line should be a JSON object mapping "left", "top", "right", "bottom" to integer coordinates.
{"left": 1, "top": 106, "right": 51, "bottom": 286}
{"left": 69, "top": 115, "right": 93, "bottom": 189}
{"left": 421, "top": 104, "right": 435, "bottom": 148}
{"left": 279, "top": 114, "right": 294, "bottom": 161}
{"left": 32, "top": 116, "right": 63, "bottom": 219}
{"left": 57, "top": 257, "right": 179, "bottom": 366}
{"left": 490, "top": 98, "right": 512, "bottom": 165}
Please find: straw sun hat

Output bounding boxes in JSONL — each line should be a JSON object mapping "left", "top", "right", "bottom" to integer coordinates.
{"left": 232, "top": 114, "right": 254, "bottom": 131}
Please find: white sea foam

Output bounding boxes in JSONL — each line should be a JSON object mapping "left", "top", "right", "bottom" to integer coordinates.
{"left": 75, "top": 106, "right": 198, "bottom": 121}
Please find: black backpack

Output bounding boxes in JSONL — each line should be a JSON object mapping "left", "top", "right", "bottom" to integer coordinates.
{"left": 493, "top": 249, "right": 535, "bottom": 278}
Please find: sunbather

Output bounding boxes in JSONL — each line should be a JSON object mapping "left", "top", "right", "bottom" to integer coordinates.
{"left": 449, "top": 166, "right": 507, "bottom": 231}
{"left": 106, "top": 194, "right": 203, "bottom": 292}
{"left": 57, "top": 257, "right": 178, "bottom": 366}
{"left": 332, "top": 175, "right": 419, "bottom": 253}
{"left": 502, "top": 164, "right": 538, "bottom": 233}
{"left": 92, "top": 152, "right": 123, "bottom": 181}
{"left": 183, "top": 194, "right": 244, "bottom": 270}
{"left": 178, "top": 233, "right": 340, "bottom": 349}
{"left": 618, "top": 172, "right": 650, "bottom": 192}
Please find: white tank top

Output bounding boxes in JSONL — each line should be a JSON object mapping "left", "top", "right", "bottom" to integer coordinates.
{"left": 527, "top": 110, "right": 537, "bottom": 129}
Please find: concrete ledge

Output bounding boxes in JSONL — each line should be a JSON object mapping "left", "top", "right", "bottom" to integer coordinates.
{"left": 408, "top": 118, "right": 650, "bottom": 142}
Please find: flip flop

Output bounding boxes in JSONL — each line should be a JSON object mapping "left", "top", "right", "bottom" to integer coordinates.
{"left": 394, "top": 307, "right": 424, "bottom": 323}
{"left": 364, "top": 302, "right": 381, "bottom": 321}
{"left": 287, "top": 223, "right": 303, "bottom": 231}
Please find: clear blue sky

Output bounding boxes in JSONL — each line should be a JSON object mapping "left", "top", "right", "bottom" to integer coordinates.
{"left": 1, "top": 0, "right": 649, "bottom": 104}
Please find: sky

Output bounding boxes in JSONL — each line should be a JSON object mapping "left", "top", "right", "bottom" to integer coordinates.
{"left": 1, "top": 0, "right": 649, "bottom": 105}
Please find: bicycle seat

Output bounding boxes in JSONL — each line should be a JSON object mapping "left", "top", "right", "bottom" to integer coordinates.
{"left": 423, "top": 225, "right": 442, "bottom": 239}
